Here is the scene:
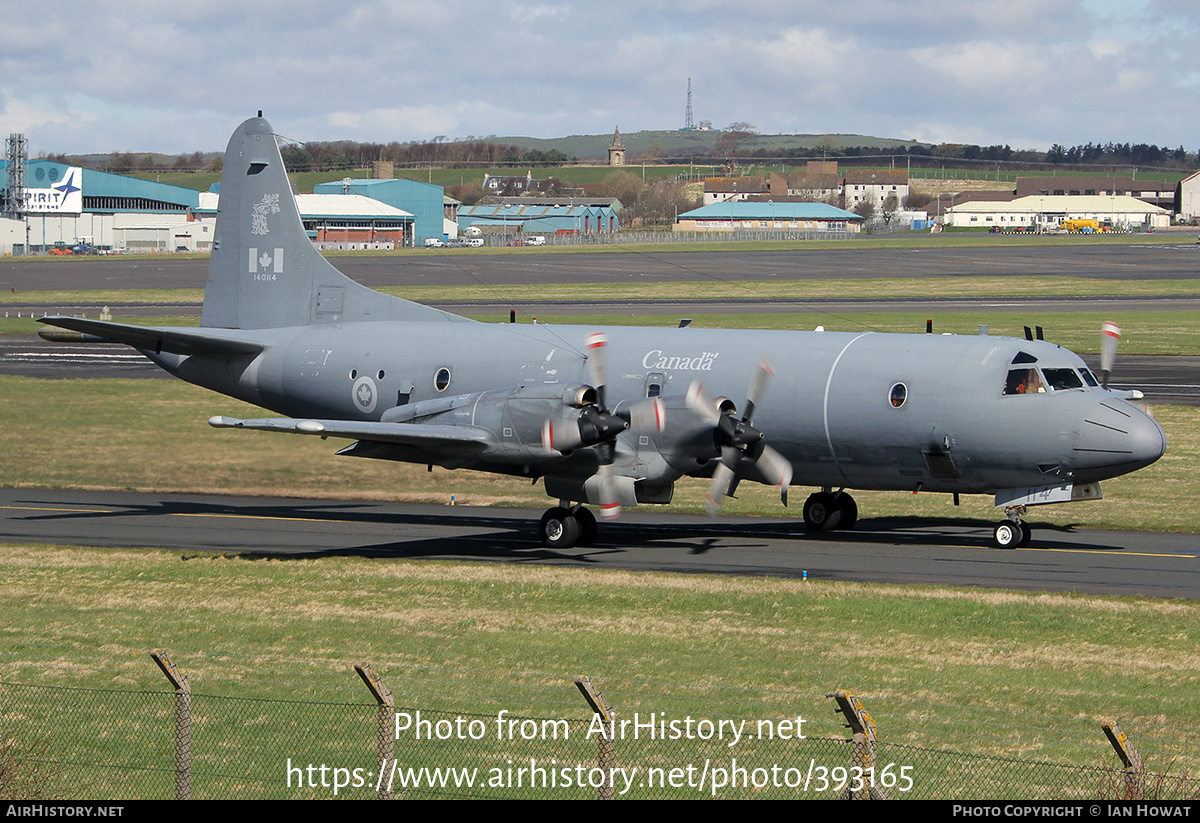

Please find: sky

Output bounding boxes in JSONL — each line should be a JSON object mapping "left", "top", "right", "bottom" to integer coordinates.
{"left": 3, "top": 0, "right": 1199, "bottom": 157}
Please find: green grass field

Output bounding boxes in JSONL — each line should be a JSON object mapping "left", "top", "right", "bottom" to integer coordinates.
{"left": 3, "top": 257, "right": 1200, "bottom": 798}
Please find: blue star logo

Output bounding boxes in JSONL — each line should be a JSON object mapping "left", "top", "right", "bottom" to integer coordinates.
{"left": 53, "top": 170, "right": 81, "bottom": 200}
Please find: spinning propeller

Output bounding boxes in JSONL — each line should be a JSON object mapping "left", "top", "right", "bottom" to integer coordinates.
{"left": 1099, "top": 321, "right": 1120, "bottom": 390}
{"left": 686, "top": 357, "right": 793, "bottom": 515}
{"left": 541, "top": 332, "right": 664, "bottom": 519}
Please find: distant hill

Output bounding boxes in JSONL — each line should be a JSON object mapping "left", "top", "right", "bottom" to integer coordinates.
{"left": 478, "top": 130, "right": 928, "bottom": 160}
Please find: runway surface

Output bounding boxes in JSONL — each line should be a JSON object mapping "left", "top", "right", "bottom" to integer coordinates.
{"left": 5, "top": 242, "right": 1199, "bottom": 397}
{"left": 3, "top": 241, "right": 1200, "bottom": 292}
{"left": 7, "top": 293, "right": 1200, "bottom": 319}
{"left": 2, "top": 489, "right": 1196, "bottom": 599}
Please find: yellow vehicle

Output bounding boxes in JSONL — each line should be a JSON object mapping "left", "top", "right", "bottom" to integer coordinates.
{"left": 1061, "top": 218, "right": 1103, "bottom": 233}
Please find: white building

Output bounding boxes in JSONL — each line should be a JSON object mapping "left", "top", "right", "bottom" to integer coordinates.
{"left": 943, "top": 195, "right": 1170, "bottom": 230}
{"left": 844, "top": 169, "right": 909, "bottom": 212}
{"left": 1177, "top": 170, "right": 1200, "bottom": 221}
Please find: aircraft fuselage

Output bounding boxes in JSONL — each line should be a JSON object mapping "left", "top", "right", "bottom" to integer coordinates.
{"left": 158, "top": 319, "right": 1165, "bottom": 499}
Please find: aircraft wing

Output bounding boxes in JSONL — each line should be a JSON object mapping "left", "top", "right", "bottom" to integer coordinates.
{"left": 208, "top": 415, "right": 495, "bottom": 453}
{"left": 38, "top": 316, "right": 265, "bottom": 356}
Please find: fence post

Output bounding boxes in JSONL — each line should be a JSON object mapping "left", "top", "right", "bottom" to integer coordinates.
{"left": 355, "top": 664, "right": 395, "bottom": 800}
{"left": 828, "top": 689, "right": 887, "bottom": 800}
{"left": 1102, "top": 721, "right": 1144, "bottom": 800}
{"left": 150, "top": 649, "right": 191, "bottom": 801}
{"left": 574, "top": 676, "right": 615, "bottom": 800}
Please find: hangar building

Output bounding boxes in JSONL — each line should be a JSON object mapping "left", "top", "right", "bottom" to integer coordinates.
{"left": 313, "top": 178, "right": 454, "bottom": 243}
{"left": 943, "top": 195, "right": 1170, "bottom": 230}
{"left": 674, "top": 201, "right": 862, "bottom": 234}
{"left": 1, "top": 160, "right": 426, "bottom": 253}
{"left": 1, "top": 160, "right": 201, "bottom": 253}
{"left": 458, "top": 197, "right": 621, "bottom": 237}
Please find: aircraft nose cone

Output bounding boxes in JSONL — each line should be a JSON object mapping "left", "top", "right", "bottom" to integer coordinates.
{"left": 1072, "top": 399, "right": 1166, "bottom": 481}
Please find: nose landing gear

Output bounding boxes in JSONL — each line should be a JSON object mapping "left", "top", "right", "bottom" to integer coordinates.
{"left": 993, "top": 506, "right": 1032, "bottom": 549}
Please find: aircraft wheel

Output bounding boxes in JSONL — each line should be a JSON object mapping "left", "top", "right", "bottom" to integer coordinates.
{"left": 993, "top": 521, "right": 1022, "bottom": 549}
{"left": 803, "top": 492, "right": 842, "bottom": 532}
{"left": 836, "top": 493, "right": 858, "bottom": 531}
{"left": 574, "top": 508, "right": 598, "bottom": 547}
{"left": 540, "top": 507, "right": 581, "bottom": 549}
{"left": 1018, "top": 521, "right": 1032, "bottom": 548}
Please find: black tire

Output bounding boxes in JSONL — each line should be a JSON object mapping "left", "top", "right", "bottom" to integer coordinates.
{"left": 993, "top": 521, "right": 1021, "bottom": 549}
{"left": 540, "top": 507, "right": 581, "bottom": 548}
{"left": 837, "top": 493, "right": 858, "bottom": 531}
{"left": 1018, "top": 521, "right": 1032, "bottom": 548}
{"left": 574, "top": 508, "right": 598, "bottom": 547}
{"left": 803, "top": 492, "right": 842, "bottom": 532}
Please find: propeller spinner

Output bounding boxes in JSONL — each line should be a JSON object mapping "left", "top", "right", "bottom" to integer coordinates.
{"left": 687, "top": 357, "right": 793, "bottom": 515}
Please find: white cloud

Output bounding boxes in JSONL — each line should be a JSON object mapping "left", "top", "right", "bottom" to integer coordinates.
{"left": 0, "top": 1, "right": 1197, "bottom": 154}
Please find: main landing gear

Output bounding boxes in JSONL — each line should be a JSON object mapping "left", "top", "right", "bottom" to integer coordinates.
{"left": 993, "top": 506, "right": 1032, "bottom": 549}
{"left": 538, "top": 505, "right": 597, "bottom": 549}
{"left": 803, "top": 490, "right": 858, "bottom": 533}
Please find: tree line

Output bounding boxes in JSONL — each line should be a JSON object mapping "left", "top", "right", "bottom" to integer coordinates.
{"left": 36, "top": 135, "right": 1200, "bottom": 176}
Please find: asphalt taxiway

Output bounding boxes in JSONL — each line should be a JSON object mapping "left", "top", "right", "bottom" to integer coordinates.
{"left": 3, "top": 242, "right": 1196, "bottom": 595}
{"left": 2, "top": 488, "right": 1195, "bottom": 599}
{"left": 3, "top": 242, "right": 1200, "bottom": 290}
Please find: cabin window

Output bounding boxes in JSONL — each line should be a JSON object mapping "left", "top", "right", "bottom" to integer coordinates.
{"left": 434, "top": 367, "right": 451, "bottom": 392}
{"left": 1004, "top": 368, "right": 1045, "bottom": 395}
{"left": 889, "top": 383, "right": 907, "bottom": 408}
{"left": 1042, "top": 368, "right": 1084, "bottom": 391}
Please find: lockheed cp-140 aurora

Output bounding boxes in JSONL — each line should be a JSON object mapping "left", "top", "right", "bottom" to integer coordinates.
{"left": 39, "top": 116, "right": 1166, "bottom": 549}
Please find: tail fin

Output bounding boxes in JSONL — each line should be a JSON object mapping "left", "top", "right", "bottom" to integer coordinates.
{"left": 201, "top": 116, "right": 464, "bottom": 330}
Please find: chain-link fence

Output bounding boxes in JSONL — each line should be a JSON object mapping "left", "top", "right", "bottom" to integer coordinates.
{"left": 3, "top": 660, "right": 1199, "bottom": 800}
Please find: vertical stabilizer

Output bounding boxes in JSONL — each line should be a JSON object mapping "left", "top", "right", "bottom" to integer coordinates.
{"left": 202, "top": 116, "right": 464, "bottom": 329}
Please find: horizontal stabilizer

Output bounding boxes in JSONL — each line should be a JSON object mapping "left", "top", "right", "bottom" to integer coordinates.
{"left": 209, "top": 415, "right": 495, "bottom": 451}
{"left": 39, "top": 316, "right": 265, "bottom": 356}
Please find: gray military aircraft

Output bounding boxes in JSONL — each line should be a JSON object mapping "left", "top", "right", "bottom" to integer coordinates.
{"left": 38, "top": 116, "right": 1167, "bottom": 550}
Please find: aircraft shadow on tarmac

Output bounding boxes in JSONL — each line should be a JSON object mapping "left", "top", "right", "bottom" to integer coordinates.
{"left": 9, "top": 496, "right": 1129, "bottom": 560}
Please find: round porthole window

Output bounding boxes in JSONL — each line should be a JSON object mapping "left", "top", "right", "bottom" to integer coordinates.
{"left": 889, "top": 382, "right": 907, "bottom": 408}
{"left": 434, "top": 367, "right": 451, "bottom": 392}
{"left": 349, "top": 369, "right": 357, "bottom": 379}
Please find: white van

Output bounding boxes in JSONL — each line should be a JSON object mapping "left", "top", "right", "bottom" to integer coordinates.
{"left": 524, "top": 236, "right": 546, "bottom": 246}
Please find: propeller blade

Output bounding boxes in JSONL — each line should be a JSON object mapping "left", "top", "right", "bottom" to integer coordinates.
{"left": 755, "top": 445, "right": 793, "bottom": 507}
{"left": 685, "top": 381, "right": 724, "bottom": 426}
{"left": 596, "top": 462, "right": 621, "bottom": 520}
{"left": 542, "top": 418, "right": 585, "bottom": 453}
{"left": 625, "top": 397, "right": 666, "bottom": 434}
{"left": 1100, "top": 321, "right": 1121, "bottom": 389}
{"left": 585, "top": 331, "right": 608, "bottom": 408}
{"left": 743, "top": 356, "right": 775, "bottom": 422}
{"left": 705, "top": 459, "right": 737, "bottom": 516}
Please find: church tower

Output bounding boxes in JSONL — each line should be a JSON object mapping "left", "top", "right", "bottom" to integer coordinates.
{"left": 608, "top": 127, "right": 626, "bottom": 167}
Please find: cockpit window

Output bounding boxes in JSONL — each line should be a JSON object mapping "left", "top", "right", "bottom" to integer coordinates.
{"left": 1011, "top": 351, "right": 1038, "bottom": 365}
{"left": 1043, "top": 368, "right": 1084, "bottom": 391}
{"left": 1078, "top": 368, "right": 1099, "bottom": 387}
{"left": 1004, "top": 368, "right": 1045, "bottom": 395}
